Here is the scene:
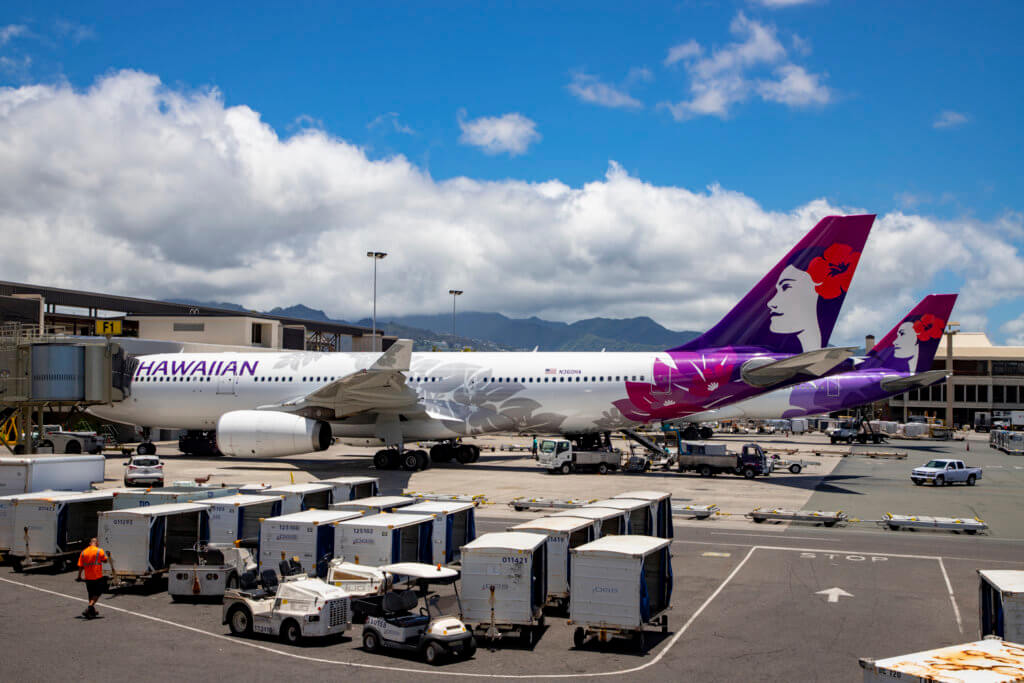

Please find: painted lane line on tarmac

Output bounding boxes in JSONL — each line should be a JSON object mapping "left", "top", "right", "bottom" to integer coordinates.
{"left": 0, "top": 551, "right": 753, "bottom": 681}
{"left": 669, "top": 538, "right": 1024, "bottom": 564}
{"left": 938, "top": 557, "right": 965, "bottom": 634}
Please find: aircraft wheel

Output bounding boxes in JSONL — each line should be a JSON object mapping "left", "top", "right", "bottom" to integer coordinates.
{"left": 699, "top": 427, "right": 713, "bottom": 440}
{"left": 414, "top": 451, "right": 430, "bottom": 470}
{"left": 401, "top": 452, "right": 420, "bottom": 470}
{"left": 455, "top": 445, "right": 475, "bottom": 464}
{"left": 430, "top": 444, "right": 452, "bottom": 463}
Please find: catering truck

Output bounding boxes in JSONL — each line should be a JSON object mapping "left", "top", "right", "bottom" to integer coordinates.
{"left": 537, "top": 439, "right": 621, "bottom": 475}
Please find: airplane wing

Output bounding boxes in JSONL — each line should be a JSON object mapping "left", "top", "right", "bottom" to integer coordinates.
{"left": 879, "top": 370, "right": 949, "bottom": 393}
{"left": 740, "top": 347, "right": 857, "bottom": 388}
{"left": 269, "top": 339, "right": 420, "bottom": 418}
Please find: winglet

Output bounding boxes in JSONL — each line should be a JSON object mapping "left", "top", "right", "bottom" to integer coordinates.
{"left": 370, "top": 339, "right": 412, "bottom": 372}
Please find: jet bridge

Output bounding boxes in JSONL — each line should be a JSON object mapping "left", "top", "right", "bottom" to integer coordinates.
{"left": 0, "top": 323, "right": 134, "bottom": 454}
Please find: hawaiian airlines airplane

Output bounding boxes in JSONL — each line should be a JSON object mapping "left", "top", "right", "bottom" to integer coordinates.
{"left": 89, "top": 214, "right": 874, "bottom": 470}
{"left": 676, "top": 294, "right": 957, "bottom": 429}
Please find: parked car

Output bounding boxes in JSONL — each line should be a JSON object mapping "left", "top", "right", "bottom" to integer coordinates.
{"left": 910, "top": 459, "right": 982, "bottom": 487}
{"left": 123, "top": 455, "right": 164, "bottom": 487}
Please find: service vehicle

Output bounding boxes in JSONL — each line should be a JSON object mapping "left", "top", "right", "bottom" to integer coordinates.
{"left": 910, "top": 459, "right": 982, "bottom": 486}
{"left": 36, "top": 426, "right": 105, "bottom": 454}
{"left": 9, "top": 490, "right": 115, "bottom": 571}
{"left": 258, "top": 509, "right": 364, "bottom": 577}
{"left": 537, "top": 439, "right": 621, "bottom": 475}
{"left": 99, "top": 502, "right": 210, "bottom": 585}
{"left": 829, "top": 419, "right": 885, "bottom": 444}
{"left": 859, "top": 638, "right": 1024, "bottom": 683}
{"left": 168, "top": 543, "right": 257, "bottom": 601}
{"left": 0, "top": 455, "right": 105, "bottom": 496}
{"left": 123, "top": 455, "right": 165, "bottom": 487}
{"left": 674, "top": 441, "right": 772, "bottom": 479}
{"left": 359, "top": 562, "right": 476, "bottom": 665}
{"left": 0, "top": 490, "right": 62, "bottom": 558}
{"left": 326, "top": 560, "right": 390, "bottom": 600}
{"left": 978, "top": 569, "right": 1024, "bottom": 643}
{"left": 223, "top": 573, "right": 353, "bottom": 644}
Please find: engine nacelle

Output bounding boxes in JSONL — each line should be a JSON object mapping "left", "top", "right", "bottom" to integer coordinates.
{"left": 216, "top": 410, "right": 332, "bottom": 458}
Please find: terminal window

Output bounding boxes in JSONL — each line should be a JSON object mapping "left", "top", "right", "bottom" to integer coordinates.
{"left": 173, "top": 322, "right": 205, "bottom": 332}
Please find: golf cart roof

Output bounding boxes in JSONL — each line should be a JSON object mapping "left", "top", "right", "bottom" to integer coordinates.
{"left": 380, "top": 562, "right": 459, "bottom": 583}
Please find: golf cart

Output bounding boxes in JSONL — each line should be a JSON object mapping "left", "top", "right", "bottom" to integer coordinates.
{"left": 358, "top": 562, "right": 476, "bottom": 665}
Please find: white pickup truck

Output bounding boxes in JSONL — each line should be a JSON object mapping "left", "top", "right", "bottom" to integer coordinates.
{"left": 910, "top": 459, "right": 982, "bottom": 487}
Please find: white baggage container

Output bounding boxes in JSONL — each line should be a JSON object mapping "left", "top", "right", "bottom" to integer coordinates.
{"left": 330, "top": 495, "right": 415, "bottom": 515}
{"left": 203, "top": 494, "right": 285, "bottom": 545}
{"left": 569, "top": 536, "right": 672, "bottom": 648}
{"left": 979, "top": 570, "right": 1024, "bottom": 643}
{"left": 789, "top": 418, "right": 809, "bottom": 434}
{"left": 613, "top": 491, "right": 673, "bottom": 538}
{"left": 0, "top": 455, "right": 106, "bottom": 495}
{"left": 258, "top": 509, "right": 363, "bottom": 577}
{"left": 264, "top": 483, "right": 334, "bottom": 513}
{"left": 509, "top": 516, "right": 596, "bottom": 606}
{"left": 460, "top": 532, "right": 547, "bottom": 640}
{"left": 548, "top": 507, "right": 627, "bottom": 537}
{"left": 860, "top": 638, "right": 1024, "bottom": 682}
{"left": 10, "top": 490, "right": 115, "bottom": 570}
{"left": 317, "top": 476, "right": 380, "bottom": 501}
{"left": 584, "top": 498, "right": 653, "bottom": 535}
{"left": 99, "top": 502, "right": 210, "bottom": 581}
{"left": 0, "top": 490, "right": 64, "bottom": 553}
{"left": 901, "top": 422, "right": 929, "bottom": 438}
{"left": 335, "top": 512, "right": 434, "bottom": 567}
{"left": 238, "top": 483, "right": 272, "bottom": 494}
{"left": 112, "top": 486, "right": 238, "bottom": 510}
{"left": 401, "top": 500, "right": 477, "bottom": 564}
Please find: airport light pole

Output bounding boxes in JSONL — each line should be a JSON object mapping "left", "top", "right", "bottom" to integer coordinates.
{"left": 449, "top": 289, "right": 463, "bottom": 348}
{"left": 945, "top": 321, "right": 960, "bottom": 430}
{"left": 367, "top": 251, "right": 387, "bottom": 352}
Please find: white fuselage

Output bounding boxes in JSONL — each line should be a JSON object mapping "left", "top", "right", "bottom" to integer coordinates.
{"left": 89, "top": 350, "right": 661, "bottom": 440}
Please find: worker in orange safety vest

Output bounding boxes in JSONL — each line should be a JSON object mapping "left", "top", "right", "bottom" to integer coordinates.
{"left": 76, "top": 538, "right": 109, "bottom": 619}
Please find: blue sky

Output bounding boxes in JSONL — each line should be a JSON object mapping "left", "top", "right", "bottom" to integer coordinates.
{"left": 1, "top": 1, "right": 1022, "bottom": 343}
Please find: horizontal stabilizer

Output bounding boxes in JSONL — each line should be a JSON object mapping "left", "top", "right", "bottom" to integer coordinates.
{"left": 879, "top": 370, "right": 949, "bottom": 393}
{"left": 741, "top": 346, "right": 856, "bottom": 388}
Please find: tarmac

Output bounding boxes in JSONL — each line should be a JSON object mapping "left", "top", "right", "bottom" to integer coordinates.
{"left": 1, "top": 430, "right": 1022, "bottom": 681}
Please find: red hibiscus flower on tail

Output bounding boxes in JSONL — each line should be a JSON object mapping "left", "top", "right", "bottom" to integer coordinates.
{"left": 807, "top": 243, "right": 860, "bottom": 300}
{"left": 914, "top": 314, "right": 944, "bottom": 341}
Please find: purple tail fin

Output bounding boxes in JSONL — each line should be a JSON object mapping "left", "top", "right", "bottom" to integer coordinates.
{"left": 674, "top": 214, "right": 875, "bottom": 354}
{"left": 862, "top": 294, "right": 958, "bottom": 373}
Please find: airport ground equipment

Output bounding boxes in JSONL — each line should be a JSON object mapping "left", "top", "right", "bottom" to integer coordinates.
{"left": 672, "top": 503, "right": 720, "bottom": 520}
{"left": 859, "top": 638, "right": 1024, "bottom": 683}
{"left": 990, "top": 429, "right": 1024, "bottom": 455}
{"left": 509, "top": 517, "right": 596, "bottom": 610}
{"left": 264, "top": 482, "right": 334, "bottom": 514}
{"left": 978, "top": 570, "right": 1024, "bottom": 643}
{"left": 537, "top": 438, "right": 621, "bottom": 475}
{"left": 100, "top": 502, "right": 210, "bottom": 585}
{"left": 335, "top": 513, "right": 435, "bottom": 567}
{"left": 111, "top": 486, "right": 239, "bottom": 510}
{"left": 404, "top": 491, "right": 486, "bottom": 506}
{"left": 548, "top": 507, "right": 628, "bottom": 537}
{"left": 326, "top": 560, "right": 390, "bottom": 600}
{"left": 569, "top": 535, "right": 671, "bottom": 651}
{"left": 747, "top": 507, "right": 847, "bottom": 527}
{"left": 880, "top": 512, "right": 988, "bottom": 534}
{"left": 9, "top": 489, "right": 115, "bottom": 571}
{"left": 402, "top": 500, "right": 476, "bottom": 565}
{"left": 829, "top": 417, "right": 886, "bottom": 445}
{"left": 0, "top": 455, "right": 105, "bottom": 495}
{"left": 36, "top": 426, "right": 105, "bottom": 455}
{"left": 460, "top": 532, "right": 548, "bottom": 646}
{"left": 674, "top": 441, "right": 772, "bottom": 479}
{"left": 122, "top": 454, "right": 164, "bottom": 487}
{"left": 509, "top": 497, "right": 595, "bottom": 512}
{"left": 168, "top": 543, "right": 257, "bottom": 601}
{"left": 202, "top": 494, "right": 283, "bottom": 545}
{"left": 767, "top": 454, "right": 821, "bottom": 474}
{"left": 317, "top": 476, "right": 380, "bottom": 501}
{"left": 584, "top": 499, "right": 653, "bottom": 535}
{"left": 910, "top": 458, "right": 982, "bottom": 486}
{"left": 223, "top": 573, "right": 353, "bottom": 645}
{"left": 258, "top": 509, "right": 364, "bottom": 577}
{"left": 612, "top": 491, "right": 673, "bottom": 539}
{"left": 330, "top": 495, "right": 415, "bottom": 515}
{"left": 359, "top": 563, "right": 476, "bottom": 664}
{"left": 0, "top": 489, "right": 63, "bottom": 558}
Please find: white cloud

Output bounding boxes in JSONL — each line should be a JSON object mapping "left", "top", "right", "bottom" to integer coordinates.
{"left": 1001, "top": 315, "right": 1024, "bottom": 346}
{"left": 457, "top": 109, "right": 540, "bottom": 156}
{"left": 662, "top": 12, "right": 830, "bottom": 120}
{"left": 55, "top": 20, "right": 96, "bottom": 43}
{"left": 933, "top": 110, "right": 968, "bottom": 129}
{"left": 567, "top": 72, "right": 643, "bottom": 109}
{"left": 751, "top": 0, "right": 818, "bottom": 7}
{"left": 627, "top": 66, "right": 654, "bottom": 83}
{"left": 0, "top": 70, "right": 1019, "bottom": 345}
{"left": 367, "top": 111, "right": 415, "bottom": 135}
{"left": 0, "top": 24, "right": 27, "bottom": 45}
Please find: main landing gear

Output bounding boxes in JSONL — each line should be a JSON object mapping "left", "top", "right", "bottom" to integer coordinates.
{"left": 372, "top": 441, "right": 480, "bottom": 471}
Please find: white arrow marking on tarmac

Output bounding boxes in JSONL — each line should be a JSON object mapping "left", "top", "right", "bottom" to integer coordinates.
{"left": 816, "top": 587, "right": 854, "bottom": 603}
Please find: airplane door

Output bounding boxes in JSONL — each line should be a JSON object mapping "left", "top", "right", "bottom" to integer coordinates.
{"left": 217, "top": 372, "right": 237, "bottom": 395}
{"left": 826, "top": 378, "right": 840, "bottom": 398}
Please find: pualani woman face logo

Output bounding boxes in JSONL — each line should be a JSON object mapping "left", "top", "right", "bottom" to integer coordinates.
{"left": 767, "top": 242, "right": 860, "bottom": 352}
{"left": 893, "top": 321, "right": 920, "bottom": 372}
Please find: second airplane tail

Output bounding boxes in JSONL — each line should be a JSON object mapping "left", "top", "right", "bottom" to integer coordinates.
{"left": 861, "top": 294, "right": 958, "bottom": 373}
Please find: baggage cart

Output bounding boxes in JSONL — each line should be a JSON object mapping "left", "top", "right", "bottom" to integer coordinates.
{"left": 259, "top": 509, "right": 364, "bottom": 577}
{"left": 548, "top": 507, "right": 627, "bottom": 537}
{"left": 748, "top": 507, "right": 847, "bottom": 527}
{"left": 0, "top": 489, "right": 63, "bottom": 559}
{"left": 860, "top": 638, "right": 1024, "bottom": 682}
{"left": 0, "top": 455, "right": 105, "bottom": 495}
{"left": 112, "top": 486, "right": 238, "bottom": 510}
{"left": 880, "top": 512, "right": 988, "bottom": 534}
{"left": 569, "top": 536, "right": 672, "bottom": 651}
{"left": 584, "top": 498, "right": 653, "bottom": 535}
{"left": 509, "top": 516, "right": 596, "bottom": 609}
{"left": 317, "top": 476, "right": 380, "bottom": 501}
{"left": 673, "top": 503, "right": 719, "bottom": 520}
{"left": 10, "top": 490, "right": 115, "bottom": 571}
{"left": 978, "top": 570, "right": 1024, "bottom": 642}
{"left": 460, "top": 532, "right": 548, "bottom": 646}
{"left": 612, "top": 491, "right": 673, "bottom": 538}
{"left": 401, "top": 500, "right": 477, "bottom": 565}
{"left": 99, "top": 502, "right": 210, "bottom": 585}
{"left": 335, "top": 513, "right": 434, "bottom": 567}
{"left": 264, "top": 483, "right": 334, "bottom": 513}
{"left": 202, "top": 494, "right": 284, "bottom": 545}
{"left": 330, "top": 495, "right": 415, "bottom": 515}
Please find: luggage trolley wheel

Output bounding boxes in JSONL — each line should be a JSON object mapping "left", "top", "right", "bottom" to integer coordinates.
{"left": 632, "top": 629, "right": 646, "bottom": 652}
{"left": 660, "top": 614, "right": 668, "bottom": 634}
{"left": 573, "top": 627, "right": 586, "bottom": 649}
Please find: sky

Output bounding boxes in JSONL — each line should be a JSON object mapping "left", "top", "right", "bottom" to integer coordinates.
{"left": 0, "top": 1, "right": 1022, "bottom": 346}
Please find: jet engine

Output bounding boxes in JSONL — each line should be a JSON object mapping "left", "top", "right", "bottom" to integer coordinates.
{"left": 216, "top": 410, "right": 332, "bottom": 457}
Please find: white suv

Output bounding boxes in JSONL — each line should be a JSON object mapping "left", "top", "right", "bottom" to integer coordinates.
{"left": 124, "top": 455, "right": 165, "bottom": 487}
